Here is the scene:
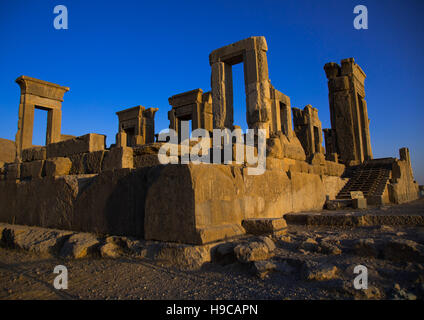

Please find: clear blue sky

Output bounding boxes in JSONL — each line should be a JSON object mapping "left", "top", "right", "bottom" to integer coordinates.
{"left": 0, "top": 0, "right": 423, "bottom": 183}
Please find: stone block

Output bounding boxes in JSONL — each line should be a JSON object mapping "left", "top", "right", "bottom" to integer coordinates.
{"left": 85, "top": 150, "right": 106, "bottom": 174}
{"left": 352, "top": 198, "right": 367, "bottom": 209}
{"left": 22, "top": 147, "right": 46, "bottom": 162}
{"left": 5, "top": 163, "right": 20, "bottom": 181}
{"left": 45, "top": 157, "right": 72, "bottom": 176}
{"left": 134, "top": 154, "right": 161, "bottom": 168}
{"left": 21, "top": 160, "right": 45, "bottom": 179}
{"left": 46, "top": 133, "right": 106, "bottom": 158}
{"left": 242, "top": 218, "right": 287, "bottom": 235}
{"left": 102, "top": 147, "right": 133, "bottom": 171}
{"left": 350, "top": 191, "right": 364, "bottom": 199}
{"left": 69, "top": 153, "right": 85, "bottom": 174}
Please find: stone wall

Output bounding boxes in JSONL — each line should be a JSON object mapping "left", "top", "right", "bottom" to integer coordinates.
{"left": 0, "top": 160, "right": 348, "bottom": 245}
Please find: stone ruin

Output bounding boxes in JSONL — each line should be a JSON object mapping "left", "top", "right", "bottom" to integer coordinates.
{"left": 0, "top": 37, "right": 420, "bottom": 245}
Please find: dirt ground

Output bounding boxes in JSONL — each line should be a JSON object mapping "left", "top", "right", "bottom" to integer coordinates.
{"left": 1, "top": 199, "right": 424, "bottom": 300}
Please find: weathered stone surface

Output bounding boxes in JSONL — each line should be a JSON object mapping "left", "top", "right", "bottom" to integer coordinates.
{"left": 5, "top": 163, "right": 20, "bottom": 181}
{"left": 20, "top": 160, "right": 45, "bottom": 179}
{"left": 0, "top": 138, "right": 16, "bottom": 163}
{"left": 354, "top": 238, "right": 379, "bottom": 257}
{"left": 252, "top": 260, "right": 277, "bottom": 278}
{"left": 242, "top": 218, "right": 287, "bottom": 235}
{"left": 100, "top": 242, "right": 122, "bottom": 258}
{"left": 134, "top": 154, "right": 161, "bottom": 168}
{"left": 60, "top": 233, "right": 100, "bottom": 258}
{"left": 234, "top": 239, "right": 275, "bottom": 263}
{"left": 22, "top": 147, "right": 46, "bottom": 162}
{"left": 47, "top": 134, "right": 106, "bottom": 158}
{"left": 45, "top": 157, "right": 72, "bottom": 176}
{"left": 85, "top": 150, "right": 106, "bottom": 174}
{"left": 102, "top": 146, "right": 133, "bottom": 171}
{"left": 319, "top": 241, "right": 342, "bottom": 255}
{"left": 69, "top": 153, "right": 85, "bottom": 174}
{"left": 154, "top": 243, "right": 211, "bottom": 270}
{"left": 1, "top": 224, "right": 73, "bottom": 254}
{"left": 299, "top": 238, "right": 319, "bottom": 252}
{"left": 302, "top": 263, "right": 339, "bottom": 281}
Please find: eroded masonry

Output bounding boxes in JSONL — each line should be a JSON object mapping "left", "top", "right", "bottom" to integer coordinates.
{"left": 0, "top": 37, "right": 420, "bottom": 244}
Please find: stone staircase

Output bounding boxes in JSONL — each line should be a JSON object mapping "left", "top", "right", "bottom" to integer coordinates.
{"left": 336, "top": 159, "right": 394, "bottom": 203}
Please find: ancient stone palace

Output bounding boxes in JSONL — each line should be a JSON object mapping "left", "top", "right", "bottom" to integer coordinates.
{"left": 0, "top": 37, "right": 420, "bottom": 244}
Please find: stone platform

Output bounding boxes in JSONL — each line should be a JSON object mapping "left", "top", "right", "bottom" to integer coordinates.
{"left": 284, "top": 198, "right": 424, "bottom": 227}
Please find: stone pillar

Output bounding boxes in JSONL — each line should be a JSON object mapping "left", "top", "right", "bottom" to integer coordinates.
{"left": 142, "top": 108, "right": 158, "bottom": 144}
{"left": 324, "top": 58, "right": 372, "bottom": 165}
{"left": 244, "top": 48, "right": 272, "bottom": 136}
{"left": 211, "top": 62, "right": 233, "bottom": 129}
{"left": 47, "top": 109, "right": 62, "bottom": 145}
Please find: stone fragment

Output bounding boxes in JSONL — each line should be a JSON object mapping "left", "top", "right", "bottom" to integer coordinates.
{"left": 1, "top": 225, "right": 73, "bottom": 254}
{"left": 47, "top": 133, "right": 106, "bottom": 158}
{"left": 302, "top": 263, "right": 339, "bottom": 281}
{"left": 319, "top": 241, "right": 342, "bottom": 255}
{"left": 234, "top": 240, "right": 274, "bottom": 263}
{"left": 22, "top": 147, "right": 46, "bottom": 162}
{"left": 299, "top": 238, "right": 319, "bottom": 252}
{"left": 45, "top": 157, "right": 72, "bottom": 176}
{"left": 100, "top": 242, "right": 122, "bottom": 258}
{"left": 154, "top": 243, "right": 210, "bottom": 270}
{"left": 102, "top": 147, "right": 134, "bottom": 171}
{"left": 242, "top": 217, "right": 287, "bottom": 235}
{"left": 252, "top": 260, "right": 277, "bottom": 278}
{"left": 60, "top": 233, "right": 100, "bottom": 259}
{"left": 391, "top": 283, "right": 417, "bottom": 300}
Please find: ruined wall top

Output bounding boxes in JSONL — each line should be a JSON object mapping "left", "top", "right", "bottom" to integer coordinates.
{"left": 15, "top": 75, "right": 70, "bottom": 102}
{"left": 324, "top": 58, "right": 366, "bottom": 85}
{"left": 209, "top": 36, "right": 268, "bottom": 65}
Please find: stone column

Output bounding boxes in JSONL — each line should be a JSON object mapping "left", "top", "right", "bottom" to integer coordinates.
{"left": 143, "top": 108, "right": 158, "bottom": 144}
{"left": 211, "top": 62, "right": 233, "bottom": 129}
{"left": 243, "top": 48, "right": 272, "bottom": 137}
{"left": 47, "top": 108, "right": 62, "bottom": 144}
{"left": 16, "top": 100, "right": 35, "bottom": 152}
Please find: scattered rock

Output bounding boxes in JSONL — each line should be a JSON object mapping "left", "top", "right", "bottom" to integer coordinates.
{"left": 391, "top": 283, "right": 417, "bottom": 300}
{"left": 60, "top": 233, "right": 100, "bottom": 258}
{"left": 277, "top": 235, "right": 292, "bottom": 243}
{"left": 100, "top": 242, "right": 122, "bottom": 258}
{"left": 242, "top": 218, "right": 287, "bottom": 236}
{"left": 319, "top": 241, "right": 342, "bottom": 255}
{"left": 302, "top": 262, "right": 339, "bottom": 281}
{"left": 154, "top": 244, "right": 210, "bottom": 270}
{"left": 1, "top": 225, "right": 73, "bottom": 255}
{"left": 234, "top": 240, "right": 274, "bottom": 263}
{"left": 252, "top": 260, "right": 277, "bottom": 278}
{"left": 299, "top": 238, "right": 319, "bottom": 253}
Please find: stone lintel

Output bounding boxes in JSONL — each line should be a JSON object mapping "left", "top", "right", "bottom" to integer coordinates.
{"left": 209, "top": 36, "right": 268, "bottom": 65}
{"left": 16, "top": 75, "right": 69, "bottom": 102}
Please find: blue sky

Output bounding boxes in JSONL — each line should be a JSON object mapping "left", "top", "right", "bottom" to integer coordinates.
{"left": 0, "top": 0, "right": 423, "bottom": 183}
